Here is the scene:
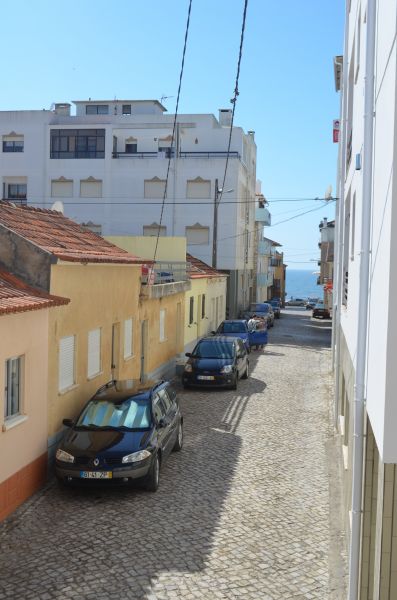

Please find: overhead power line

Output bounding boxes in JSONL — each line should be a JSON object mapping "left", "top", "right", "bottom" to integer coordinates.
{"left": 33, "top": 197, "right": 337, "bottom": 207}
{"left": 153, "top": 0, "right": 192, "bottom": 262}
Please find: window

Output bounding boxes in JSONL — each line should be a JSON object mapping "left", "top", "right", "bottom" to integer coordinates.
{"left": 4, "top": 356, "right": 22, "bottom": 419}
{"left": 86, "top": 105, "right": 109, "bottom": 115}
{"left": 160, "top": 309, "right": 166, "bottom": 342}
{"left": 202, "top": 294, "right": 206, "bottom": 318}
{"left": 143, "top": 223, "right": 166, "bottom": 237}
{"left": 51, "top": 179, "right": 73, "bottom": 197}
{"left": 3, "top": 136, "right": 24, "bottom": 152}
{"left": 351, "top": 193, "right": 356, "bottom": 261}
{"left": 186, "top": 178, "right": 211, "bottom": 199}
{"left": 185, "top": 224, "right": 210, "bottom": 245}
{"left": 80, "top": 178, "right": 102, "bottom": 198}
{"left": 144, "top": 177, "right": 166, "bottom": 199}
{"left": 5, "top": 183, "right": 27, "bottom": 200}
{"left": 59, "top": 335, "right": 75, "bottom": 392}
{"left": 87, "top": 329, "right": 101, "bottom": 378}
{"left": 122, "top": 105, "right": 132, "bottom": 115}
{"left": 124, "top": 318, "right": 133, "bottom": 359}
{"left": 125, "top": 143, "right": 137, "bottom": 154}
{"left": 50, "top": 129, "right": 105, "bottom": 159}
{"left": 189, "top": 297, "right": 194, "bottom": 325}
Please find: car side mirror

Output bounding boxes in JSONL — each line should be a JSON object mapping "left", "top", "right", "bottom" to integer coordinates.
{"left": 185, "top": 352, "right": 192, "bottom": 357}
{"left": 62, "top": 418, "right": 74, "bottom": 428}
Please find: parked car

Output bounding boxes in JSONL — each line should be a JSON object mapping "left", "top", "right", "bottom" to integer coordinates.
{"left": 246, "top": 302, "right": 275, "bottom": 327}
{"left": 183, "top": 335, "right": 249, "bottom": 390}
{"left": 269, "top": 299, "right": 281, "bottom": 318}
{"left": 214, "top": 319, "right": 252, "bottom": 352}
{"left": 306, "top": 297, "right": 319, "bottom": 310}
{"left": 312, "top": 301, "right": 331, "bottom": 319}
{"left": 285, "top": 298, "right": 306, "bottom": 307}
{"left": 55, "top": 379, "right": 183, "bottom": 492}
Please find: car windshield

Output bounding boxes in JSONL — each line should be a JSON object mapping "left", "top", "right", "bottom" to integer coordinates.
{"left": 219, "top": 322, "right": 246, "bottom": 334}
{"left": 193, "top": 340, "right": 234, "bottom": 359}
{"left": 76, "top": 398, "right": 151, "bottom": 430}
{"left": 250, "top": 303, "right": 270, "bottom": 314}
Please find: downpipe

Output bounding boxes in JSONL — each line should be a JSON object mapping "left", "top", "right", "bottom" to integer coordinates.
{"left": 348, "top": 1, "right": 376, "bottom": 598}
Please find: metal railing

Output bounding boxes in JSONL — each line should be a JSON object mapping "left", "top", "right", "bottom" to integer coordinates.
{"left": 141, "top": 261, "right": 188, "bottom": 285}
{"left": 179, "top": 151, "right": 240, "bottom": 159}
{"left": 112, "top": 151, "right": 158, "bottom": 159}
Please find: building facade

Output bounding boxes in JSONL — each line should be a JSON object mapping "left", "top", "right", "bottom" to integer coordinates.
{"left": 0, "top": 100, "right": 257, "bottom": 317}
{"left": 333, "top": 1, "right": 397, "bottom": 597}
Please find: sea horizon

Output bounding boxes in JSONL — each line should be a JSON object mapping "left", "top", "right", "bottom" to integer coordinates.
{"left": 285, "top": 268, "right": 322, "bottom": 300}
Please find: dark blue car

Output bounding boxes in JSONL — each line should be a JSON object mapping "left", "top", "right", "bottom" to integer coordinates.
{"left": 214, "top": 319, "right": 252, "bottom": 352}
{"left": 55, "top": 379, "right": 183, "bottom": 492}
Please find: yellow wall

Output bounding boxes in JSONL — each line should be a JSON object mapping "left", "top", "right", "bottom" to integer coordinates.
{"left": 184, "top": 276, "right": 227, "bottom": 351}
{"left": 0, "top": 309, "right": 49, "bottom": 483}
{"left": 106, "top": 236, "right": 186, "bottom": 262}
{"left": 48, "top": 262, "right": 142, "bottom": 438}
{"left": 139, "top": 292, "right": 185, "bottom": 377}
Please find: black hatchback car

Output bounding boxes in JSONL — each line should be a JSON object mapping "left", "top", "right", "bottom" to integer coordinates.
{"left": 182, "top": 335, "right": 249, "bottom": 389}
{"left": 55, "top": 379, "right": 183, "bottom": 492}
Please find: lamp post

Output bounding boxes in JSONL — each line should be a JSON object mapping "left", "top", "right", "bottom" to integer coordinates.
{"left": 212, "top": 179, "right": 233, "bottom": 269}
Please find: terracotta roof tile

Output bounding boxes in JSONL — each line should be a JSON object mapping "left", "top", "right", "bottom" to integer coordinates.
{"left": 0, "top": 202, "right": 146, "bottom": 264}
{"left": 186, "top": 254, "right": 227, "bottom": 279}
{"left": 0, "top": 268, "right": 70, "bottom": 316}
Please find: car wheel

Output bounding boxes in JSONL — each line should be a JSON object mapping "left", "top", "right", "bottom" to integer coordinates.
{"left": 173, "top": 422, "right": 183, "bottom": 452}
{"left": 230, "top": 374, "right": 238, "bottom": 390}
{"left": 146, "top": 453, "right": 160, "bottom": 492}
{"left": 242, "top": 362, "right": 249, "bottom": 379}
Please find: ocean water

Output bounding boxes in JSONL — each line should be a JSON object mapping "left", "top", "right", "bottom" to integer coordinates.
{"left": 285, "top": 269, "right": 322, "bottom": 301}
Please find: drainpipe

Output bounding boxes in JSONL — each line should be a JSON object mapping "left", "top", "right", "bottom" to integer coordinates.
{"left": 348, "top": 1, "right": 376, "bottom": 598}
{"left": 334, "top": 1, "right": 350, "bottom": 430}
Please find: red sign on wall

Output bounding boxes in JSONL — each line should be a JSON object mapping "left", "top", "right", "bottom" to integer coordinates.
{"left": 333, "top": 119, "right": 340, "bottom": 143}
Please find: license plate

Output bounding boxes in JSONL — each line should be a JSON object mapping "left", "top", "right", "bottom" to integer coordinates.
{"left": 80, "top": 471, "right": 112, "bottom": 479}
{"left": 198, "top": 375, "right": 215, "bottom": 380}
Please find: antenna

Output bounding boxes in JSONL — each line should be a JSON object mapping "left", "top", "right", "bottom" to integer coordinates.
{"left": 160, "top": 95, "right": 174, "bottom": 103}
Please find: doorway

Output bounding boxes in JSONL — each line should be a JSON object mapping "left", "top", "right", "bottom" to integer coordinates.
{"left": 140, "top": 320, "right": 148, "bottom": 382}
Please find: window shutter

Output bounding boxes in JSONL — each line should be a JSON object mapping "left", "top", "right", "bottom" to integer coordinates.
{"left": 80, "top": 180, "right": 102, "bottom": 198}
{"left": 59, "top": 336, "right": 75, "bottom": 391}
{"left": 124, "top": 319, "right": 133, "bottom": 358}
{"left": 51, "top": 180, "right": 73, "bottom": 197}
{"left": 159, "top": 310, "right": 166, "bottom": 341}
{"left": 87, "top": 329, "right": 101, "bottom": 377}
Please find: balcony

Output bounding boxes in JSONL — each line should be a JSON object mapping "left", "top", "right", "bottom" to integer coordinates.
{"left": 258, "top": 240, "right": 270, "bottom": 255}
{"left": 255, "top": 206, "right": 271, "bottom": 225}
{"left": 141, "top": 261, "right": 191, "bottom": 299}
{"left": 112, "top": 151, "right": 158, "bottom": 159}
{"left": 257, "top": 273, "right": 269, "bottom": 286}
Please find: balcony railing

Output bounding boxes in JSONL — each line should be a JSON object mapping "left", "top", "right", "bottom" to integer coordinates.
{"left": 343, "top": 270, "right": 348, "bottom": 305}
{"left": 179, "top": 151, "right": 240, "bottom": 159}
{"left": 2, "top": 197, "right": 27, "bottom": 206}
{"left": 141, "top": 261, "right": 188, "bottom": 285}
{"left": 347, "top": 130, "right": 352, "bottom": 168}
{"left": 112, "top": 151, "right": 158, "bottom": 159}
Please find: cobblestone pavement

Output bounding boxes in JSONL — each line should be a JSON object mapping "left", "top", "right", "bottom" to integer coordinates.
{"left": 0, "top": 309, "right": 347, "bottom": 599}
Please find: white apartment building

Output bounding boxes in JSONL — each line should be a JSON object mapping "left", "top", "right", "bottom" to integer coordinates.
{"left": 334, "top": 1, "right": 397, "bottom": 598}
{"left": 0, "top": 100, "right": 257, "bottom": 317}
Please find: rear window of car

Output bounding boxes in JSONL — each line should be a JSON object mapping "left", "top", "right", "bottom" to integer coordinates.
{"left": 219, "top": 322, "right": 246, "bottom": 334}
{"left": 193, "top": 340, "right": 234, "bottom": 359}
{"left": 76, "top": 398, "right": 151, "bottom": 430}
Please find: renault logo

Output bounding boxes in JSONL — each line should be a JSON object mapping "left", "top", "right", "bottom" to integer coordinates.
{"left": 93, "top": 458, "right": 99, "bottom": 467}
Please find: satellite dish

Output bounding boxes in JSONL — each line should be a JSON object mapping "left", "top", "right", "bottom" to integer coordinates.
{"left": 50, "top": 200, "right": 64, "bottom": 213}
{"left": 325, "top": 185, "right": 333, "bottom": 200}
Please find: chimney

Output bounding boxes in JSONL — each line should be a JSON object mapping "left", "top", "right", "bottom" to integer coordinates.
{"left": 218, "top": 109, "right": 232, "bottom": 127}
{"left": 54, "top": 103, "right": 71, "bottom": 116}
{"left": 247, "top": 130, "right": 255, "bottom": 140}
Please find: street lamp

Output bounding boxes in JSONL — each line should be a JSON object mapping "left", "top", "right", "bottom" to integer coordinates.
{"left": 212, "top": 178, "right": 234, "bottom": 269}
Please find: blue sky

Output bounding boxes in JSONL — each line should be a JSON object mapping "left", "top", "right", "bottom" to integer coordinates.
{"left": 1, "top": 0, "right": 344, "bottom": 269}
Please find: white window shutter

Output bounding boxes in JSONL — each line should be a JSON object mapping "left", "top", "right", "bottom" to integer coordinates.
{"left": 87, "top": 329, "right": 101, "bottom": 377}
{"left": 124, "top": 319, "right": 133, "bottom": 358}
{"left": 159, "top": 310, "right": 165, "bottom": 341}
{"left": 59, "top": 335, "right": 75, "bottom": 391}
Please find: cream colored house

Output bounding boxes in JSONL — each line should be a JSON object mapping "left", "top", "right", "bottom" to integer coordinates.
{"left": 0, "top": 268, "right": 68, "bottom": 521}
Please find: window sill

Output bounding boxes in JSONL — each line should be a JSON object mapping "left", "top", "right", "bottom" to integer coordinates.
{"left": 2, "top": 414, "right": 28, "bottom": 432}
{"left": 58, "top": 383, "right": 79, "bottom": 396}
{"left": 87, "top": 371, "right": 103, "bottom": 382}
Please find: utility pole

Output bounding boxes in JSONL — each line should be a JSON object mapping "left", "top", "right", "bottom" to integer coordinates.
{"left": 212, "top": 178, "right": 219, "bottom": 269}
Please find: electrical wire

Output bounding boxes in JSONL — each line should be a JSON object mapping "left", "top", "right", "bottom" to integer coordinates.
{"left": 217, "top": 0, "right": 249, "bottom": 207}
{"left": 153, "top": 0, "right": 192, "bottom": 262}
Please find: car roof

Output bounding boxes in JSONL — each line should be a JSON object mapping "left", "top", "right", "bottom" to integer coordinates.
{"left": 200, "top": 335, "right": 239, "bottom": 343}
{"left": 93, "top": 379, "right": 164, "bottom": 402}
{"left": 220, "top": 319, "right": 247, "bottom": 324}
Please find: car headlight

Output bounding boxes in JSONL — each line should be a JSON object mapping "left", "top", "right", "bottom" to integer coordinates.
{"left": 220, "top": 365, "right": 233, "bottom": 374}
{"left": 56, "top": 449, "right": 75, "bottom": 463}
{"left": 122, "top": 449, "right": 151, "bottom": 464}
{"left": 184, "top": 363, "right": 193, "bottom": 373}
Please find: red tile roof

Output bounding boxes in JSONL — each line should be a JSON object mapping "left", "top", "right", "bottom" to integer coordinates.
{"left": 186, "top": 254, "right": 227, "bottom": 279}
{"left": 0, "top": 268, "right": 70, "bottom": 316}
{"left": 0, "top": 202, "right": 146, "bottom": 264}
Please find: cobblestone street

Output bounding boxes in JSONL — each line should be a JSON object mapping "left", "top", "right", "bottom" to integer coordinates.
{"left": 0, "top": 309, "right": 347, "bottom": 599}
